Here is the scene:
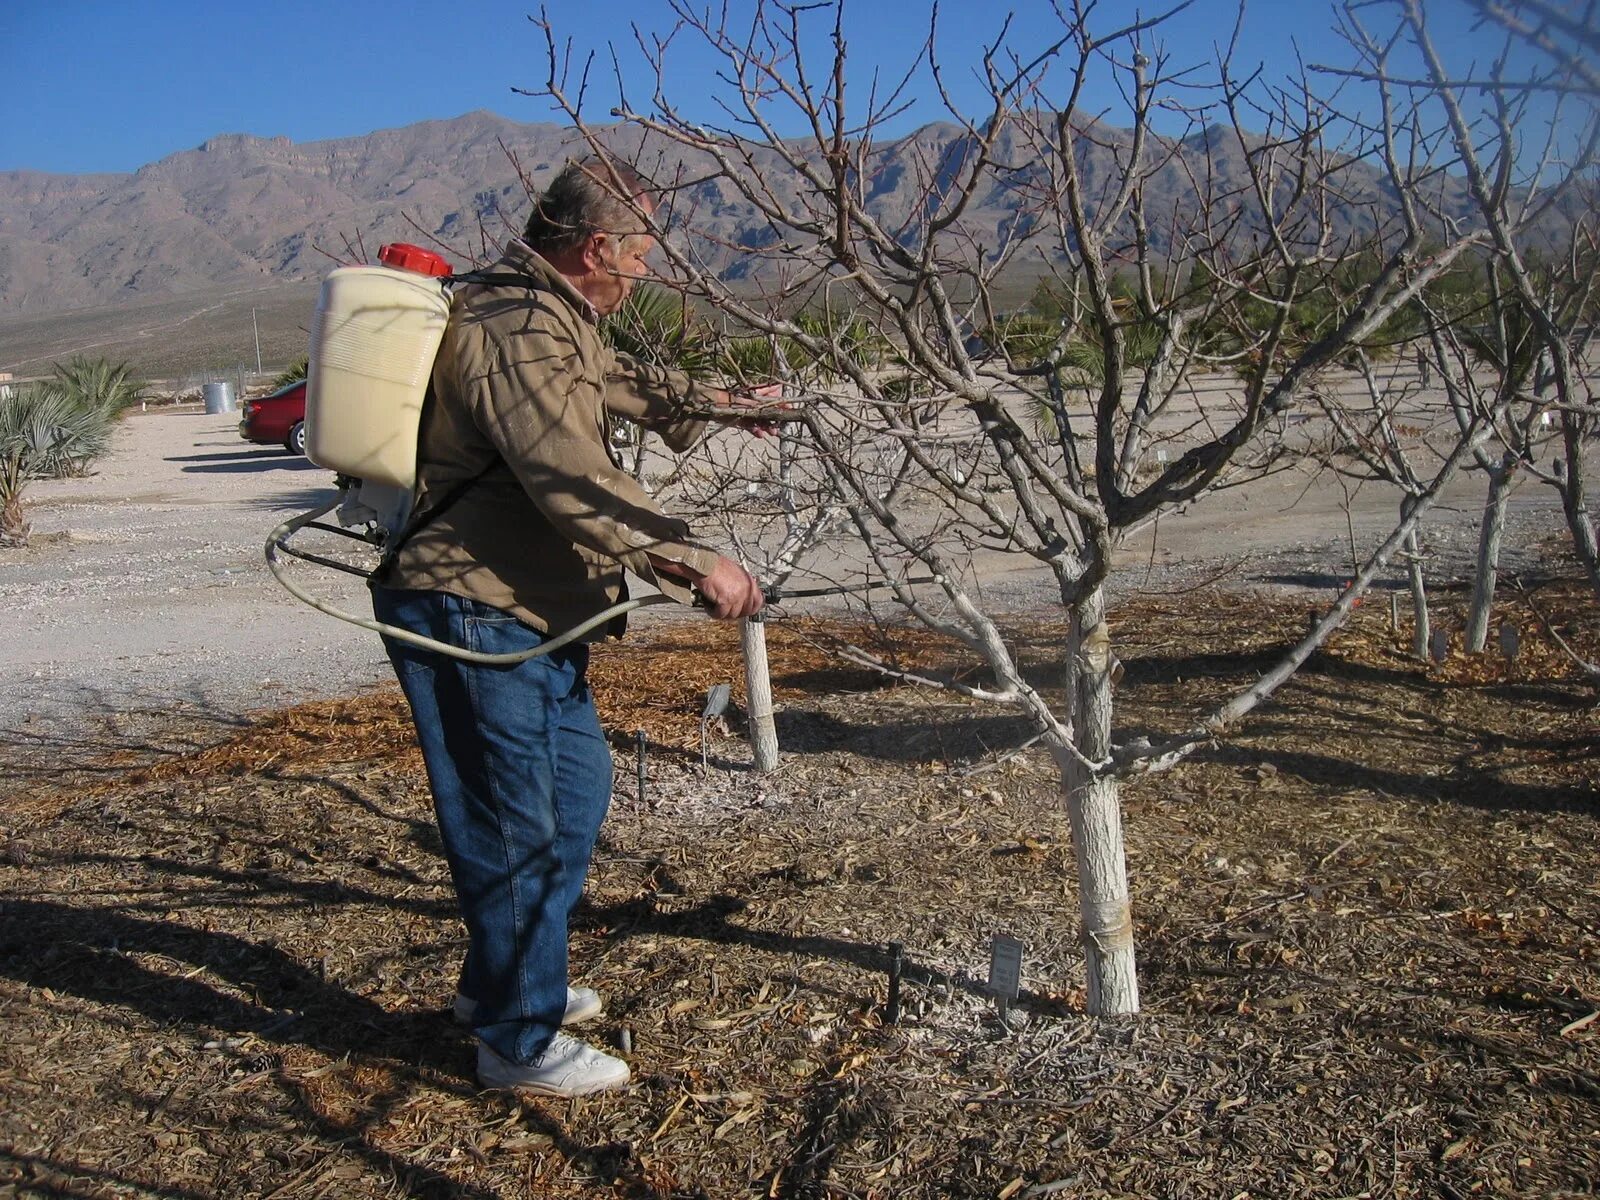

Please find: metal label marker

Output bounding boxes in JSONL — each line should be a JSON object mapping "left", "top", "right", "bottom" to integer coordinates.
{"left": 1498, "top": 624, "right": 1520, "bottom": 660}
{"left": 1429, "top": 627, "right": 1450, "bottom": 663}
{"left": 988, "top": 935, "right": 1024, "bottom": 1018}
{"left": 700, "top": 684, "right": 731, "bottom": 770}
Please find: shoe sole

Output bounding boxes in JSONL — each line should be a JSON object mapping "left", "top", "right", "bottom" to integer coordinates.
{"left": 477, "top": 1071, "right": 630, "bottom": 1098}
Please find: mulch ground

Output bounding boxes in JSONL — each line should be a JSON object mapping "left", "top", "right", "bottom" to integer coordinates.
{"left": 1, "top": 580, "right": 1596, "bottom": 1199}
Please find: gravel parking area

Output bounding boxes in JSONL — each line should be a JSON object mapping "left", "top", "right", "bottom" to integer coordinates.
{"left": 1, "top": 411, "right": 393, "bottom": 763}
{"left": 1, "top": 404, "right": 1572, "bottom": 768}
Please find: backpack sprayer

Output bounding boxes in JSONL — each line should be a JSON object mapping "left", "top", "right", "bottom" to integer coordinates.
{"left": 265, "top": 242, "right": 677, "bottom": 664}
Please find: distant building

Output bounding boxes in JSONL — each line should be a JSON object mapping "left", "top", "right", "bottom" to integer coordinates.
{"left": 0, "top": 372, "right": 12, "bottom": 401}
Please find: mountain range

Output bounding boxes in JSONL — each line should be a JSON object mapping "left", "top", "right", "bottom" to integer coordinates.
{"left": 0, "top": 108, "right": 1562, "bottom": 338}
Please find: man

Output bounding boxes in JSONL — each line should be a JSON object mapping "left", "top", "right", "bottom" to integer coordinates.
{"left": 371, "top": 158, "right": 767, "bottom": 1098}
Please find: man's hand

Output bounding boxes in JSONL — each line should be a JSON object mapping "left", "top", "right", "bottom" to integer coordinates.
{"left": 694, "top": 555, "right": 765, "bottom": 620}
{"left": 713, "top": 384, "right": 792, "bottom": 439}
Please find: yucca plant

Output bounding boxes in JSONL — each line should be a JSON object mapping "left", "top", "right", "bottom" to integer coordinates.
{"left": 716, "top": 336, "right": 780, "bottom": 384}
{"left": 52, "top": 355, "right": 147, "bottom": 418}
{"left": 0, "top": 382, "right": 121, "bottom": 545}
{"left": 788, "top": 307, "right": 883, "bottom": 383}
{"left": 0, "top": 439, "right": 27, "bottom": 547}
{"left": 602, "top": 284, "right": 719, "bottom": 378}
{"left": 272, "top": 356, "right": 310, "bottom": 390}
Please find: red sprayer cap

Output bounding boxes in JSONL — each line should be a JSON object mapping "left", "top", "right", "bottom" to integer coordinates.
{"left": 378, "top": 243, "right": 453, "bottom": 277}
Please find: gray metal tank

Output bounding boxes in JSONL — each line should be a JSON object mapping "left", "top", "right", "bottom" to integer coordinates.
{"left": 202, "top": 381, "right": 235, "bottom": 414}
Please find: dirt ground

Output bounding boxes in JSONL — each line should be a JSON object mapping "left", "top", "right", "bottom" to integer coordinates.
{"left": 1, "top": 402, "right": 1596, "bottom": 1198}
{"left": 2, "top": 581, "right": 1597, "bottom": 1198}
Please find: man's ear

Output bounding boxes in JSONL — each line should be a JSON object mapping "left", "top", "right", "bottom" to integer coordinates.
{"left": 582, "top": 232, "right": 611, "bottom": 272}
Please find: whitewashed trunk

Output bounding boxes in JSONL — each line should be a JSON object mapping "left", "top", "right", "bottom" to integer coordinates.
{"left": 1059, "top": 587, "right": 1139, "bottom": 1015}
{"left": 1405, "top": 527, "right": 1431, "bottom": 660}
{"left": 741, "top": 616, "right": 780, "bottom": 772}
{"left": 1465, "top": 461, "right": 1514, "bottom": 653}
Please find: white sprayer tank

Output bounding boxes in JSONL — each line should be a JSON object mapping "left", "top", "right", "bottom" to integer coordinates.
{"left": 304, "top": 243, "right": 453, "bottom": 489}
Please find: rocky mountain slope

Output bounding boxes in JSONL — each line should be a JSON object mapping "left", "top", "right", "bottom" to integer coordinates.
{"left": 0, "top": 108, "right": 1542, "bottom": 320}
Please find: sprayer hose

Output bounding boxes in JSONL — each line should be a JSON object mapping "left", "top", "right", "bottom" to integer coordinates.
{"left": 265, "top": 493, "right": 673, "bottom": 665}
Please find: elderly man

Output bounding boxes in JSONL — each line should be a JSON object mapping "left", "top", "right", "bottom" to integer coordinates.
{"left": 371, "top": 158, "right": 766, "bottom": 1097}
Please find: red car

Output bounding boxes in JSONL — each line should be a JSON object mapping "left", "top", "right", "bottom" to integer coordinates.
{"left": 239, "top": 380, "right": 307, "bottom": 454}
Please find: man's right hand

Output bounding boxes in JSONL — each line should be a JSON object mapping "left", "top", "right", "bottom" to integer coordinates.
{"left": 695, "top": 555, "right": 765, "bottom": 620}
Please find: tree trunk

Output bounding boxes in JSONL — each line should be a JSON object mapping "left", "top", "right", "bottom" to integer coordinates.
{"left": 1405, "top": 526, "right": 1431, "bottom": 660}
{"left": 0, "top": 480, "right": 28, "bottom": 549}
{"left": 741, "top": 614, "right": 780, "bottom": 771}
{"left": 1465, "top": 457, "right": 1516, "bottom": 653}
{"left": 1058, "top": 587, "right": 1139, "bottom": 1015}
{"left": 1556, "top": 418, "right": 1600, "bottom": 600}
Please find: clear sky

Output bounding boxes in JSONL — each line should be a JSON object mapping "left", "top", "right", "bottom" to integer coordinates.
{"left": 0, "top": 0, "right": 1554, "bottom": 175}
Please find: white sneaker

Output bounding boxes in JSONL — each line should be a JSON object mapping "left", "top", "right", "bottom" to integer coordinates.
{"left": 452, "top": 987, "right": 603, "bottom": 1027}
{"left": 477, "top": 1033, "right": 630, "bottom": 1097}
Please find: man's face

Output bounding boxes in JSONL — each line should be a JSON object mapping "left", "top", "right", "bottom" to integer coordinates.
{"left": 593, "top": 232, "right": 656, "bottom": 316}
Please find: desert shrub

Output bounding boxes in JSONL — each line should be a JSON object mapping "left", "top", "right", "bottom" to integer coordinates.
{"left": 52, "top": 356, "right": 147, "bottom": 418}
{"left": 272, "top": 357, "right": 309, "bottom": 390}
{"left": 603, "top": 284, "right": 719, "bottom": 378}
{"left": 0, "top": 381, "right": 125, "bottom": 546}
{"left": 5, "top": 382, "right": 119, "bottom": 479}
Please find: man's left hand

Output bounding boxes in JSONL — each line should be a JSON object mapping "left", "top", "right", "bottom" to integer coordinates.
{"left": 715, "top": 385, "right": 793, "bottom": 438}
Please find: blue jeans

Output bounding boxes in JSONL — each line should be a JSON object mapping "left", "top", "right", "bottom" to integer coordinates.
{"left": 371, "top": 585, "right": 613, "bottom": 1064}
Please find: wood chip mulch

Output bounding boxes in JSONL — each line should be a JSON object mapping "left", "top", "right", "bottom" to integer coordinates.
{"left": 1, "top": 582, "right": 1596, "bottom": 1199}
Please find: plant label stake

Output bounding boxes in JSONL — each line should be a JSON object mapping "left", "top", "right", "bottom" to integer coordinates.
{"left": 1498, "top": 624, "right": 1520, "bottom": 660}
{"left": 988, "top": 935, "right": 1024, "bottom": 1020}
{"left": 701, "top": 683, "right": 731, "bottom": 772}
{"left": 1429, "top": 627, "right": 1449, "bottom": 663}
{"left": 885, "top": 942, "right": 905, "bottom": 1025}
{"left": 635, "top": 729, "right": 648, "bottom": 805}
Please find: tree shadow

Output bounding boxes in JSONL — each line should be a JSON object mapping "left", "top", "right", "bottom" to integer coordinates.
{"left": 572, "top": 887, "right": 1076, "bottom": 1021}
{"left": 768, "top": 707, "right": 1037, "bottom": 764}
{"left": 1204, "top": 738, "right": 1598, "bottom": 817}
{"left": 0, "top": 685, "right": 258, "bottom": 784}
{"left": 0, "top": 1149, "right": 217, "bottom": 1199}
{"left": 0, "top": 899, "right": 504, "bottom": 1199}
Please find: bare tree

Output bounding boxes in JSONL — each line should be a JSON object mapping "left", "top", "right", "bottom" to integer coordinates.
{"left": 1410, "top": 0, "right": 1600, "bottom": 670}
{"left": 1312, "top": 354, "right": 1446, "bottom": 658}
{"left": 530, "top": 0, "right": 1593, "bottom": 1013}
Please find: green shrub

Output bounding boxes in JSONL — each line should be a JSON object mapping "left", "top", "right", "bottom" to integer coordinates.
{"left": 272, "top": 356, "right": 309, "bottom": 390}
{"left": 1, "top": 381, "right": 122, "bottom": 546}
{"left": 603, "top": 284, "right": 719, "bottom": 378}
{"left": 52, "top": 355, "right": 147, "bottom": 417}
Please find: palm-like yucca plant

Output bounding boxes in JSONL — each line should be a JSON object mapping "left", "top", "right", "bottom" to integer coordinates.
{"left": 1030, "top": 320, "right": 1167, "bottom": 438}
{"left": 52, "top": 355, "right": 147, "bottom": 418}
{"left": 10, "top": 382, "right": 116, "bottom": 476}
{"left": 787, "top": 307, "right": 882, "bottom": 383}
{"left": 602, "top": 284, "right": 719, "bottom": 378}
{"left": 0, "top": 382, "right": 120, "bottom": 545}
{"left": 717, "top": 336, "right": 779, "bottom": 385}
{"left": 272, "top": 356, "right": 310, "bottom": 390}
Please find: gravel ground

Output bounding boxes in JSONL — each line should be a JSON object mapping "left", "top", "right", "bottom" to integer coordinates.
{"left": 1, "top": 411, "right": 393, "bottom": 760}
{"left": 1, "top": 406, "right": 1574, "bottom": 764}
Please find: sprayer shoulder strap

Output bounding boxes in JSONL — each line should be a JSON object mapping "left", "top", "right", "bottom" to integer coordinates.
{"left": 446, "top": 270, "right": 554, "bottom": 292}
{"left": 375, "top": 268, "right": 558, "bottom": 573}
{"left": 377, "top": 461, "right": 494, "bottom": 573}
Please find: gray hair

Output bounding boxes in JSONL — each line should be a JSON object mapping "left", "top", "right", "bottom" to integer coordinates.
{"left": 521, "top": 158, "right": 653, "bottom": 255}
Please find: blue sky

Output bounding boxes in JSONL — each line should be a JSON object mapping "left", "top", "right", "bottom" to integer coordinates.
{"left": 0, "top": 0, "right": 1554, "bottom": 174}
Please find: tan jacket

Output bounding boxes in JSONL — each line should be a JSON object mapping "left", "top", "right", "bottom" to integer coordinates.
{"left": 377, "top": 240, "right": 720, "bottom": 636}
